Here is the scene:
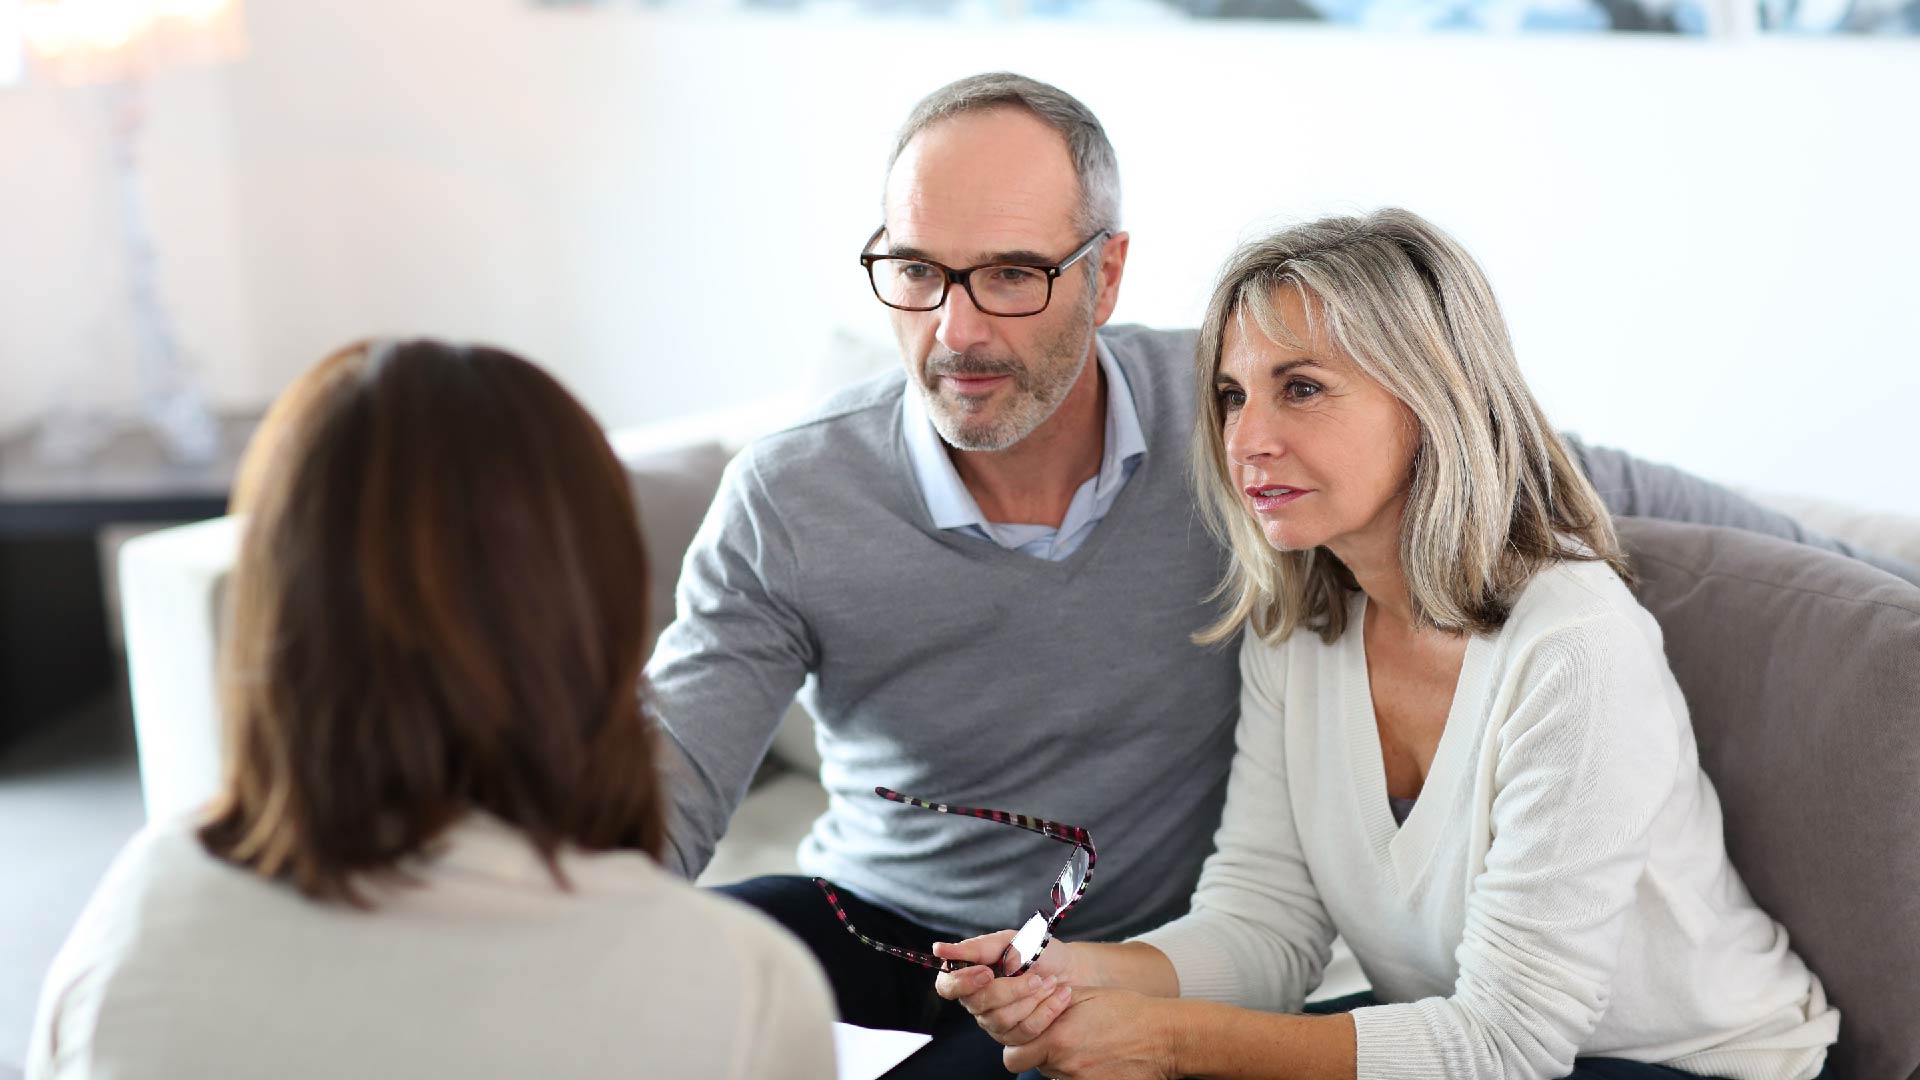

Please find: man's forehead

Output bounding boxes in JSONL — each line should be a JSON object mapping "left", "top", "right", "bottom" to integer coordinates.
{"left": 881, "top": 109, "right": 1081, "bottom": 261}
{"left": 883, "top": 194, "right": 1072, "bottom": 263}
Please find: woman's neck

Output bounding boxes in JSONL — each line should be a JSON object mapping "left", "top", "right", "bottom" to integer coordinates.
{"left": 1327, "top": 520, "right": 1418, "bottom": 635}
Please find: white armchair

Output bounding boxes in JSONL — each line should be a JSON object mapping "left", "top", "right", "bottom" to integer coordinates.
{"left": 119, "top": 515, "right": 241, "bottom": 823}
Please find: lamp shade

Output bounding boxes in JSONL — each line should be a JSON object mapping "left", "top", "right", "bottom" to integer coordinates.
{"left": 22, "top": 0, "right": 245, "bottom": 84}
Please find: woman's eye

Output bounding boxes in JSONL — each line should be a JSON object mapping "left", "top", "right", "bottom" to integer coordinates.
{"left": 1285, "top": 379, "right": 1322, "bottom": 402}
{"left": 1216, "top": 387, "right": 1246, "bottom": 410}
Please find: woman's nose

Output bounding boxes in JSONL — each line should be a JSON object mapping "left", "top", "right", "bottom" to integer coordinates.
{"left": 1225, "top": 404, "right": 1283, "bottom": 464}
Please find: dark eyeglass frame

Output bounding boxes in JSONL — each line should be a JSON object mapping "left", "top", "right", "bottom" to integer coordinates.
{"left": 858, "top": 226, "right": 1111, "bottom": 318}
{"left": 813, "top": 785, "right": 1097, "bottom": 978}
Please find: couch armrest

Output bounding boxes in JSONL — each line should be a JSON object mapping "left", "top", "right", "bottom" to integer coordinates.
{"left": 119, "top": 516, "right": 241, "bottom": 822}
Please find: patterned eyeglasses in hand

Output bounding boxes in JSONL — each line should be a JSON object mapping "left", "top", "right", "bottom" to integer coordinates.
{"left": 812, "top": 785, "right": 1097, "bottom": 979}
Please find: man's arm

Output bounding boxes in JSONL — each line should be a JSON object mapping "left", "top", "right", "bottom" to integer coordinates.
{"left": 646, "top": 449, "right": 815, "bottom": 879}
{"left": 1563, "top": 434, "right": 1920, "bottom": 585}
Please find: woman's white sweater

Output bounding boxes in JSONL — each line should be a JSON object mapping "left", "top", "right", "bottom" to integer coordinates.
{"left": 1136, "top": 559, "right": 1838, "bottom": 1080}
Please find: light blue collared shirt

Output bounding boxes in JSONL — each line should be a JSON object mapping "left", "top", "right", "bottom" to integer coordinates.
{"left": 901, "top": 338, "right": 1147, "bottom": 561}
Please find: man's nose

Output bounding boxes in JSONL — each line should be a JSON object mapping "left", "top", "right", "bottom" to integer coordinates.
{"left": 935, "top": 282, "right": 994, "bottom": 355}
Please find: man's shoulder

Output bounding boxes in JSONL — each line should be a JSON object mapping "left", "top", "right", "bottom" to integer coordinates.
{"left": 1101, "top": 323, "right": 1199, "bottom": 360}
{"left": 730, "top": 369, "right": 906, "bottom": 486}
{"left": 797, "top": 367, "right": 909, "bottom": 428}
{"left": 1100, "top": 324, "right": 1200, "bottom": 415}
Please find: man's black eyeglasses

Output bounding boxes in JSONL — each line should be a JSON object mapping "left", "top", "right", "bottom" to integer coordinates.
{"left": 859, "top": 226, "right": 1110, "bottom": 318}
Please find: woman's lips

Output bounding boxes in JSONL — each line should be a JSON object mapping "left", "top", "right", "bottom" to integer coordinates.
{"left": 1245, "top": 485, "right": 1312, "bottom": 512}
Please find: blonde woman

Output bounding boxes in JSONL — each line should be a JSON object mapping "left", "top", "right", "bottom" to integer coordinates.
{"left": 932, "top": 210, "right": 1839, "bottom": 1080}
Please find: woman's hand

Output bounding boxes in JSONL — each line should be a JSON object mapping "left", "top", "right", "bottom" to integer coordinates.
{"left": 931, "top": 931, "right": 1080, "bottom": 1046}
{"left": 1001, "top": 986, "right": 1182, "bottom": 1080}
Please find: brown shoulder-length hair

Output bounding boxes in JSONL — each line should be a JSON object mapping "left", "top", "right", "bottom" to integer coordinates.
{"left": 200, "top": 339, "right": 663, "bottom": 903}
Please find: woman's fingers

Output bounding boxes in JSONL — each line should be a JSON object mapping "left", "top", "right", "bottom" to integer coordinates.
{"left": 938, "top": 964, "right": 1056, "bottom": 1016}
{"left": 932, "top": 931, "right": 1016, "bottom": 970}
{"left": 932, "top": 962, "right": 995, "bottom": 1002}
{"left": 978, "top": 980, "right": 1071, "bottom": 1046}
{"left": 931, "top": 931, "right": 1020, "bottom": 1002}
{"left": 999, "top": 987, "right": 1073, "bottom": 1069}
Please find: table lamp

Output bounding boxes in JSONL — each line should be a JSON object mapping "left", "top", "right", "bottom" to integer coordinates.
{"left": 21, "top": 0, "right": 247, "bottom": 467}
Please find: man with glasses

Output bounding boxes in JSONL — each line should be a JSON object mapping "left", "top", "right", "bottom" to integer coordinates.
{"left": 647, "top": 73, "right": 1909, "bottom": 1077}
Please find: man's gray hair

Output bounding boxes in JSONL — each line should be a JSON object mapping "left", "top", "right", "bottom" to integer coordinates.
{"left": 886, "top": 72, "right": 1121, "bottom": 236}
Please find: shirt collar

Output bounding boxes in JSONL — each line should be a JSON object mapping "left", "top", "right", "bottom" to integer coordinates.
{"left": 901, "top": 336, "right": 1146, "bottom": 532}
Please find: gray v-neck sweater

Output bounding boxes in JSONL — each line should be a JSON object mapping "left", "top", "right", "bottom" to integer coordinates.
{"left": 649, "top": 325, "right": 1241, "bottom": 941}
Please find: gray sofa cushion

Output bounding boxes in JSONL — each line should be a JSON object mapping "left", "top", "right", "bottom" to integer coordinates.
{"left": 620, "top": 440, "right": 733, "bottom": 651}
{"left": 621, "top": 438, "right": 823, "bottom": 778}
{"left": 1618, "top": 516, "right": 1920, "bottom": 1080}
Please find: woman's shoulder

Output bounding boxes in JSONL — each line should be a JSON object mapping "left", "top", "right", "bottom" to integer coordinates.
{"left": 1233, "top": 610, "right": 1347, "bottom": 702}
{"left": 549, "top": 845, "right": 828, "bottom": 989}
{"left": 1500, "top": 557, "right": 1660, "bottom": 655}
{"left": 643, "top": 874, "right": 821, "bottom": 971}
{"left": 79, "top": 811, "right": 234, "bottom": 913}
{"left": 578, "top": 868, "right": 834, "bottom": 1052}
{"left": 1489, "top": 559, "right": 1682, "bottom": 739}
{"left": 31, "top": 814, "right": 235, "bottom": 1038}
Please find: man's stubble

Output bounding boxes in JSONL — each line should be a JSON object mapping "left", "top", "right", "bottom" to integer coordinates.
{"left": 915, "top": 284, "right": 1098, "bottom": 453}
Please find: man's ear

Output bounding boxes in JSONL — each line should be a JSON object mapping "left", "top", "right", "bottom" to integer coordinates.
{"left": 1091, "top": 231, "right": 1130, "bottom": 328}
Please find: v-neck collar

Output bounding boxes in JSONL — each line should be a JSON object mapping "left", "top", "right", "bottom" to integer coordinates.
{"left": 901, "top": 431, "right": 1155, "bottom": 580}
{"left": 1339, "top": 591, "right": 1490, "bottom": 894}
{"left": 897, "top": 338, "right": 1147, "bottom": 563}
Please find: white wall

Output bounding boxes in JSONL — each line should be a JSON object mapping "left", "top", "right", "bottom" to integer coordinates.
{"left": 1, "top": 1, "right": 22, "bottom": 89}
{"left": 2, "top": 2, "right": 1916, "bottom": 513}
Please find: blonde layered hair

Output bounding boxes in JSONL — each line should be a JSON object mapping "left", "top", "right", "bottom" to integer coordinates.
{"left": 1192, "top": 209, "right": 1629, "bottom": 646}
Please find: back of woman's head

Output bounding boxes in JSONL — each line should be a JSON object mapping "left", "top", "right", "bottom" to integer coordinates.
{"left": 201, "top": 339, "right": 662, "bottom": 902}
{"left": 1192, "top": 208, "right": 1628, "bottom": 646}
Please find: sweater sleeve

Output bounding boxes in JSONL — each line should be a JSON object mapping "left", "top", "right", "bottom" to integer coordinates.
{"left": 1132, "top": 632, "right": 1338, "bottom": 1012}
{"left": 647, "top": 447, "right": 816, "bottom": 880}
{"left": 1350, "top": 614, "right": 1682, "bottom": 1080}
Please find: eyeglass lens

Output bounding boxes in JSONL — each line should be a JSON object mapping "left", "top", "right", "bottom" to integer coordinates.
{"left": 871, "top": 260, "right": 1052, "bottom": 315}
{"left": 996, "top": 845, "right": 1092, "bottom": 975}
{"left": 1000, "top": 910, "right": 1052, "bottom": 975}
{"left": 1048, "top": 845, "right": 1091, "bottom": 916}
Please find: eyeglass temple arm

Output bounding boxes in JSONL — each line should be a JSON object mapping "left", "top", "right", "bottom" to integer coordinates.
{"left": 811, "top": 876, "right": 961, "bottom": 972}
{"left": 873, "top": 786, "right": 1096, "bottom": 856}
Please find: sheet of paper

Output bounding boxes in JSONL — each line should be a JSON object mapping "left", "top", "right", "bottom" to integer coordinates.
{"left": 834, "top": 1022, "right": 933, "bottom": 1080}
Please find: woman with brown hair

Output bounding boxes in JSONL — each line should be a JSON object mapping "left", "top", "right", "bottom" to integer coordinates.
{"left": 28, "top": 340, "right": 835, "bottom": 1079}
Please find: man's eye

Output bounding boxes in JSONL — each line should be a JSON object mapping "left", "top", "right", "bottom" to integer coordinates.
{"left": 988, "top": 266, "right": 1042, "bottom": 284}
{"left": 897, "top": 262, "right": 937, "bottom": 281}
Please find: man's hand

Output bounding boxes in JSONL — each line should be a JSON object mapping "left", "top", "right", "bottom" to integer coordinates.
{"left": 1001, "top": 986, "right": 1182, "bottom": 1080}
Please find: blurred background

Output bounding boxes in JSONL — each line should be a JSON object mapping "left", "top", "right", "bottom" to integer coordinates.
{"left": 4, "top": 0, "right": 1919, "bottom": 506}
{"left": 0, "top": 0, "right": 1915, "bottom": 1070}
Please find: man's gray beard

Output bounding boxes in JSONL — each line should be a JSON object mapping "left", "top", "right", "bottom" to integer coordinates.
{"left": 917, "top": 296, "right": 1096, "bottom": 453}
